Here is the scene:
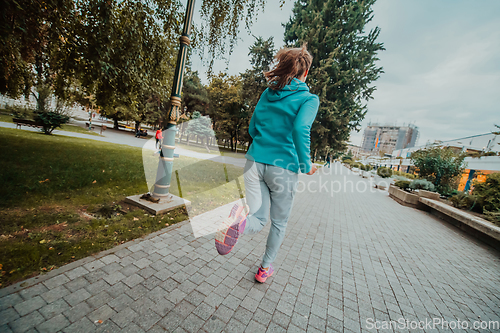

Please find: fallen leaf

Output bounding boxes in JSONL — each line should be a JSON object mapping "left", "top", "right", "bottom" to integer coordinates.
{"left": 10, "top": 270, "right": 16, "bottom": 274}
{"left": 92, "top": 180, "right": 97, "bottom": 184}
{"left": 133, "top": 217, "right": 139, "bottom": 221}
{"left": 39, "top": 239, "right": 46, "bottom": 244}
{"left": 49, "top": 247, "right": 54, "bottom": 250}
{"left": 0, "top": 264, "right": 2, "bottom": 270}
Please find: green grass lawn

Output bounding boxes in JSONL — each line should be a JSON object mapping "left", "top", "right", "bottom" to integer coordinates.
{"left": 175, "top": 139, "right": 247, "bottom": 159}
{"left": 60, "top": 124, "right": 102, "bottom": 136}
{"left": 0, "top": 113, "right": 13, "bottom": 122}
{"left": 0, "top": 127, "right": 244, "bottom": 287}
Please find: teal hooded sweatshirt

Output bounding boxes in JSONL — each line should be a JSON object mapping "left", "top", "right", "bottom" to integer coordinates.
{"left": 246, "top": 78, "right": 319, "bottom": 174}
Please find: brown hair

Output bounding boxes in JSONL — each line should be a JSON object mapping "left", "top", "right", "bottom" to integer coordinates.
{"left": 264, "top": 44, "right": 313, "bottom": 90}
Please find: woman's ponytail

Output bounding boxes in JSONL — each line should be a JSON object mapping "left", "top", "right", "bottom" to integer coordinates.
{"left": 264, "top": 44, "right": 312, "bottom": 90}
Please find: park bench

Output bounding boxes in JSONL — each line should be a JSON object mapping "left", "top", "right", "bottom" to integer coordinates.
{"left": 13, "top": 118, "right": 43, "bottom": 129}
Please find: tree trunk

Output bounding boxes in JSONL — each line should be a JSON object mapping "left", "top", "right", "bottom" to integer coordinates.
{"left": 114, "top": 118, "right": 119, "bottom": 129}
{"left": 235, "top": 132, "right": 239, "bottom": 154}
{"left": 205, "top": 136, "right": 210, "bottom": 153}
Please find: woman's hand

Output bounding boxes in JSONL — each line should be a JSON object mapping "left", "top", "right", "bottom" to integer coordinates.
{"left": 306, "top": 164, "right": 317, "bottom": 175}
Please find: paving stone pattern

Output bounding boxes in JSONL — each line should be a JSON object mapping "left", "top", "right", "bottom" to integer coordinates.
{"left": 1, "top": 166, "right": 499, "bottom": 332}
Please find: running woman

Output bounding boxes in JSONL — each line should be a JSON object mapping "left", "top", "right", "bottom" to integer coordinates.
{"left": 215, "top": 44, "right": 319, "bottom": 283}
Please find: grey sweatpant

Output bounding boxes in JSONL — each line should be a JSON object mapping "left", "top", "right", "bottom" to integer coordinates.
{"left": 243, "top": 160, "right": 298, "bottom": 268}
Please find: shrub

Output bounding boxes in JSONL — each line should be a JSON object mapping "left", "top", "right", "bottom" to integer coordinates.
{"left": 473, "top": 172, "right": 500, "bottom": 214}
{"left": 449, "top": 192, "right": 483, "bottom": 213}
{"left": 393, "top": 175, "right": 408, "bottom": 181}
{"left": 343, "top": 159, "right": 352, "bottom": 164}
{"left": 393, "top": 170, "right": 416, "bottom": 179}
{"left": 360, "top": 164, "right": 372, "bottom": 171}
{"left": 352, "top": 162, "right": 362, "bottom": 169}
{"left": 410, "top": 179, "right": 436, "bottom": 192}
{"left": 395, "top": 180, "right": 411, "bottom": 190}
{"left": 34, "top": 111, "right": 70, "bottom": 135}
{"left": 377, "top": 166, "right": 392, "bottom": 178}
{"left": 484, "top": 211, "right": 500, "bottom": 226}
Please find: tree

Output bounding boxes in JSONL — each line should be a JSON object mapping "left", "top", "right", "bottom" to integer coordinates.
{"left": 0, "top": 0, "right": 76, "bottom": 98}
{"left": 207, "top": 73, "right": 245, "bottom": 151}
{"left": 185, "top": 111, "right": 215, "bottom": 151}
{"left": 410, "top": 147, "right": 466, "bottom": 194}
{"left": 240, "top": 36, "right": 276, "bottom": 150}
{"left": 284, "top": 0, "right": 384, "bottom": 154}
{"left": 63, "top": 0, "right": 181, "bottom": 129}
{"left": 197, "top": 0, "right": 277, "bottom": 73}
{"left": 180, "top": 70, "right": 209, "bottom": 141}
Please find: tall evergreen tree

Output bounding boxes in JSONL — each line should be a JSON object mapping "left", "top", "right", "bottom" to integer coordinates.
{"left": 182, "top": 70, "right": 209, "bottom": 115}
{"left": 240, "top": 36, "right": 276, "bottom": 149}
{"left": 284, "top": 0, "right": 384, "bottom": 155}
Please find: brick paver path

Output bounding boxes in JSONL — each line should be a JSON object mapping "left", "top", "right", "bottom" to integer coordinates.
{"left": 1, "top": 164, "right": 499, "bottom": 332}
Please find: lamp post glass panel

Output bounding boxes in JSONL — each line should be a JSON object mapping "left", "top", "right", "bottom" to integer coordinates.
{"left": 152, "top": 0, "right": 196, "bottom": 199}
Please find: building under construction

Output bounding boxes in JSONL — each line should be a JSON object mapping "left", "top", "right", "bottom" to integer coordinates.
{"left": 361, "top": 123, "right": 419, "bottom": 155}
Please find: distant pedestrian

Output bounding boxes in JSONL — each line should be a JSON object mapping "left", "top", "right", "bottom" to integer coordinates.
{"left": 155, "top": 129, "right": 163, "bottom": 149}
{"left": 215, "top": 44, "right": 319, "bottom": 283}
{"left": 325, "top": 154, "right": 331, "bottom": 168}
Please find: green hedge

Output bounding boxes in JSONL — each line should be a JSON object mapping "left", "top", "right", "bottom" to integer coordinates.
{"left": 377, "top": 166, "right": 392, "bottom": 178}
{"left": 395, "top": 180, "right": 411, "bottom": 190}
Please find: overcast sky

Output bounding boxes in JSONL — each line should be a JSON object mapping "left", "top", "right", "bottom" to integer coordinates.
{"left": 191, "top": 0, "right": 500, "bottom": 147}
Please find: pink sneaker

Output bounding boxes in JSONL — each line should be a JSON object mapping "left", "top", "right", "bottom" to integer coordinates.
{"left": 215, "top": 202, "right": 249, "bottom": 255}
{"left": 255, "top": 265, "right": 274, "bottom": 283}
